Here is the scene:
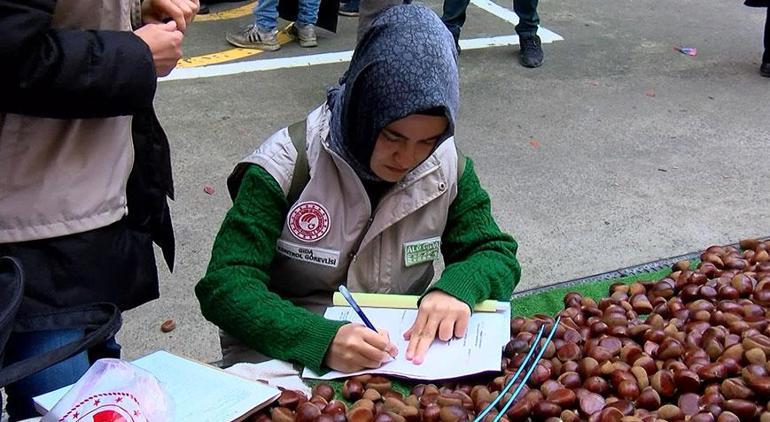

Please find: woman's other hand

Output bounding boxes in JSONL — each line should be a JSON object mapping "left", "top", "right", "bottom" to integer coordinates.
{"left": 324, "top": 324, "right": 398, "bottom": 373}
{"left": 404, "top": 290, "right": 470, "bottom": 364}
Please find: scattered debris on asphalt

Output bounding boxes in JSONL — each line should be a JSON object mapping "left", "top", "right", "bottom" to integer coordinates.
{"left": 674, "top": 45, "right": 698, "bottom": 56}
{"left": 160, "top": 319, "right": 176, "bottom": 333}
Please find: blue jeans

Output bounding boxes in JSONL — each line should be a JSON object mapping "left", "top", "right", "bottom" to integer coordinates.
{"left": 441, "top": 0, "right": 539, "bottom": 41}
{"left": 2, "top": 331, "right": 121, "bottom": 421}
{"left": 255, "top": 0, "right": 321, "bottom": 31}
{"left": 3, "top": 330, "right": 89, "bottom": 421}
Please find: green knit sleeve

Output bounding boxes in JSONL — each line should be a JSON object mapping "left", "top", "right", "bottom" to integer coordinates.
{"left": 428, "top": 158, "right": 521, "bottom": 309}
{"left": 195, "top": 164, "right": 347, "bottom": 372}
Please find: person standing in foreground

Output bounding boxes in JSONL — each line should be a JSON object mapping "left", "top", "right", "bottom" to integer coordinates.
{"left": 442, "top": 0, "right": 544, "bottom": 67}
{"left": 0, "top": 0, "right": 196, "bottom": 419}
{"left": 745, "top": 0, "right": 770, "bottom": 77}
{"left": 226, "top": 0, "right": 321, "bottom": 50}
{"left": 196, "top": 4, "right": 520, "bottom": 373}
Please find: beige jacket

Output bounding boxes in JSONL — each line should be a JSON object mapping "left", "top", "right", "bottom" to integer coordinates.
{"left": 239, "top": 104, "right": 460, "bottom": 308}
{"left": 0, "top": 0, "right": 136, "bottom": 243}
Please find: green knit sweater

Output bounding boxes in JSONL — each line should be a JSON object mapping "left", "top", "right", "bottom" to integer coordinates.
{"left": 195, "top": 159, "right": 521, "bottom": 372}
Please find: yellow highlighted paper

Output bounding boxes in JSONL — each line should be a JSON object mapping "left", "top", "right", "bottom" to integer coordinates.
{"left": 331, "top": 292, "right": 501, "bottom": 312}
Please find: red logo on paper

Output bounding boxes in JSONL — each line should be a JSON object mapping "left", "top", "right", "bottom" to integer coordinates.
{"left": 288, "top": 201, "right": 330, "bottom": 242}
{"left": 59, "top": 392, "right": 143, "bottom": 422}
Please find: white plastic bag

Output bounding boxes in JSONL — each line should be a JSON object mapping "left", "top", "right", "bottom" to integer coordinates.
{"left": 42, "top": 359, "right": 174, "bottom": 422}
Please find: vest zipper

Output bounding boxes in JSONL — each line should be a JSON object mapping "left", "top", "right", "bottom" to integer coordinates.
{"left": 350, "top": 216, "right": 374, "bottom": 262}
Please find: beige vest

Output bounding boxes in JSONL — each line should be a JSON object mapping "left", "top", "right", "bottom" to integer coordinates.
{"left": 0, "top": 0, "right": 138, "bottom": 242}
{"left": 240, "top": 104, "right": 460, "bottom": 311}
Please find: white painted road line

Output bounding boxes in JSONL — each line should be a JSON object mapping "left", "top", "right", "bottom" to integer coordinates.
{"left": 160, "top": 0, "right": 563, "bottom": 81}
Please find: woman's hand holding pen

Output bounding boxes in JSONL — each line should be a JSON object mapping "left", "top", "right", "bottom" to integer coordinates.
{"left": 404, "top": 290, "right": 470, "bottom": 365}
{"left": 324, "top": 324, "right": 398, "bottom": 373}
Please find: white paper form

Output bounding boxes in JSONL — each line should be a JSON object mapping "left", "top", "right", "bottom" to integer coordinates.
{"left": 34, "top": 351, "right": 281, "bottom": 422}
{"left": 302, "top": 304, "right": 510, "bottom": 380}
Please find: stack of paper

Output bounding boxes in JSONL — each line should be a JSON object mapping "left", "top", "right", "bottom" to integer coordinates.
{"left": 303, "top": 302, "right": 510, "bottom": 380}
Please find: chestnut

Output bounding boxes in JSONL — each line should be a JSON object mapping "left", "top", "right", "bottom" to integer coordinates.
{"left": 635, "top": 387, "right": 661, "bottom": 410}
{"left": 558, "top": 372, "right": 582, "bottom": 389}
{"left": 296, "top": 402, "right": 323, "bottom": 422}
{"left": 657, "top": 404, "right": 685, "bottom": 421}
{"left": 277, "top": 390, "right": 305, "bottom": 411}
{"left": 546, "top": 388, "right": 577, "bottom": 408}
{"left": 724, "top": 399, "right": 759, "bottom": 419}
{"left": 578, "top": 391, "right": 605, "bottom": 416}
{"left": 313, "top": 383, "right": 335, "bottom": 402}
{"left": 271, "top": 407, "right": 296, "bottom": 422}
{"left": 584, "top": 376, "right": 610, "bottom": 395}
{"left": 650, "top": 370, "right": 676, "bottom": 397}
{"left": 617, "top": 380, "right": 640, "bottom": 400}
{"left": 343, "top": 380, "right": 366, "bottom": 401}
{"left": 532, "top": 401, "right": 562, "bottom": 420}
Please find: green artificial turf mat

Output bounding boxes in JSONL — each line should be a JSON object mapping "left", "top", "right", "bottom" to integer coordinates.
{"left": 511, "top": 266, "right": 676, "bottom": 318}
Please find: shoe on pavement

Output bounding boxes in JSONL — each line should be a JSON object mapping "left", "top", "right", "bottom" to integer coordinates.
{"left": 289, "top": 23, "right": 318, "bottom": 48}
{"left": 338, "top": 2, "right": 359, "bottom": 17}
{"left": 226, "top": 24, "right": 280, "bottom": 51}
{"left": 198, "top": 3, "right": 210, "bottom": 14}
{"left": 519, "top": 34, "right": 543, "bottom": 68}
{"left": 761, "top": 62, "right": 770, "bottom": 78}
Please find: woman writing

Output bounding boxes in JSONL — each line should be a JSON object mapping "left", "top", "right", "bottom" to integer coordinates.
{"left": 196, "top": 4, "right": 521, "bottom": 373}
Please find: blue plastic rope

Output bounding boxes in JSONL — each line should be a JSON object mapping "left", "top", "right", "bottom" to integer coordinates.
{"left": 472, "top": 325, "right": 546, "bottom": 422}
{"left": 493, "top": 316, "right": 562, "bottom": 422}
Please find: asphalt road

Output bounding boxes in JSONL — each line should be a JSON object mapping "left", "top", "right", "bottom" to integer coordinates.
{"left": 116, "top": 0, "right": 770, "bottom": 364}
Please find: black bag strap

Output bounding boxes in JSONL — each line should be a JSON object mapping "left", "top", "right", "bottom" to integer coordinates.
{"left": 0, "top": 257, "right": 122, "bottom": 387}
{"left": 226, "top": 120, "right": 309, "bottom": 205}
{"left": 0, "top": 257, "right": 23, "bottom": 357}
{"left": 286, "top": 120, "right": 309, "bottom": 206}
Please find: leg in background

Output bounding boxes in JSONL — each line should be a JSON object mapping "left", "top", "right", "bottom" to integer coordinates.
{"left": 4, "top": 330, "right": 89, "bottom": 421}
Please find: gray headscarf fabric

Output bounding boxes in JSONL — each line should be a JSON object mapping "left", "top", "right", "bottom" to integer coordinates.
{"left": 326, "top": 4, "right": 460, "bottom": 182}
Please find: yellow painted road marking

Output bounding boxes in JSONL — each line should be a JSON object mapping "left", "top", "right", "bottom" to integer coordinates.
{"left": 177, "top": 31, "right": 295, "bottom": 68}
{"left": 194, "top": 1, "right": 256, "bottom": 21}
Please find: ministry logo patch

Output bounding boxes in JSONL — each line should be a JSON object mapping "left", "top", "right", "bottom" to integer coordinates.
{"left": 288, "top": 201, "right": 330, "bottom": 242}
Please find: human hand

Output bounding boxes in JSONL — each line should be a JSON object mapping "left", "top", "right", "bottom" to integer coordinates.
{"left": 403, "top": 290, "right": 470, "bottom": 364}
{"left": 142, "top": 0, "right": 200, "bottom": 33}
{"left": 134, "top": 21, "right": 184, "bottom": 77}
{"left": 324, "top": 323, "right": 398, "bottom": 373}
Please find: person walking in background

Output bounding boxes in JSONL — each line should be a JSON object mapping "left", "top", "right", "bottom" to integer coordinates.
{"left": 745, "top": 0, "right": 769, "bottom": 77}
{"left": 442, "top": 0, "right": 544, "bottom": 67}
{"left": 226, "top": 0, "right": 321, "bottom": 50}
{"left": 0, "top": 0, "right": 194, "bottom": 419}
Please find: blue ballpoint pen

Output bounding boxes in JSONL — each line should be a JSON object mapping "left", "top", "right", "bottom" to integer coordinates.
{"left": 338, "top": 285, "right": 378, "bottom": 333}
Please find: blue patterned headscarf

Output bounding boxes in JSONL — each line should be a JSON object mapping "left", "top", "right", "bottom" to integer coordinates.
{"left": 326, "top": 4, "right": 460, "bottom": 182}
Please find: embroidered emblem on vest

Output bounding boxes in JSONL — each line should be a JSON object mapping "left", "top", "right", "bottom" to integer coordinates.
{"left": 403, "top": 236, "right": 441, "bottom": 267}
{"left": 288, "top": 201, "right": 331, "bottom": 242}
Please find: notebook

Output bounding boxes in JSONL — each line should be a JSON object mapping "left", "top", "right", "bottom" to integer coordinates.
{"left": 34, "top": 350, "right": 281, "bottom": 422}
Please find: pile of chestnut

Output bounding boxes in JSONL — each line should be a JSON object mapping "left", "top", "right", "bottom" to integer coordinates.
{"left": 250, "top": 238, "right": 770, "bottom": 422}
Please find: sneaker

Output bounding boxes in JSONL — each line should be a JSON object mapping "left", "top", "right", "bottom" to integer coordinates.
{"left": 519, "top": 34, "right": 543, "bottom": 68}
{"left": 339, "top": 2, "right": 359, "bottom": 17}
{"left": 288, "top": 23, "right": 318, "bottom": 48}
{"left": 761, "top": 62, "right": 770, "bottom": 78}
{"left": 226, "top": 24, "right": 280, "bottom": 51}
{"left": 198, "top": 2, "right": 210, "bottom": 14}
